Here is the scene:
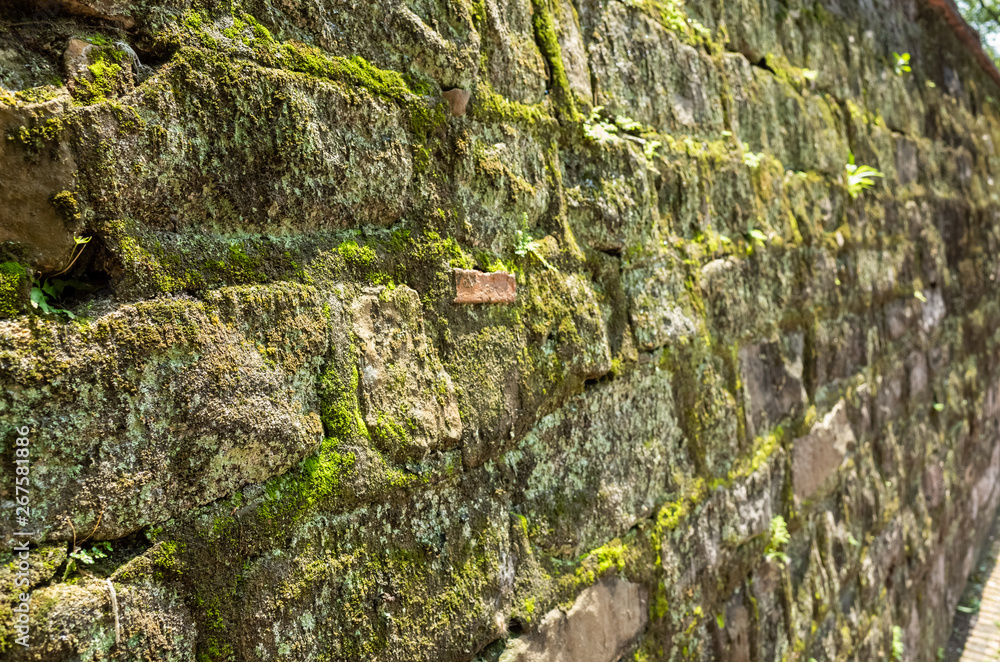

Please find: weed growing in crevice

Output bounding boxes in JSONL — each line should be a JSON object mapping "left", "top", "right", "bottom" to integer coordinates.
{"left": 29, "top": 236, "right": 96, "bottom": 318}
{"left": 893, "top": 52, "right": 911, "bottom": 76}
{"left": 764, "top": 515, "right": 790, "bottom": 566}
{"left": 845, "top": 152, "right": 884, "bottom": 199}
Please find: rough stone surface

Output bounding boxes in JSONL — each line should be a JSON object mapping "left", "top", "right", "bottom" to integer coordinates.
{"left": 0, "top": 0, "right": 998, "bottom": 660}
{"left": 0, "top": 92, "right": 79, "bottom": 270}
{"left": 740, "top": 336, "right": 807, "bottom": 439}
{"left": 792, "top": 400, "right": 857, "bottom": 501}
{"left": 499, "top": 578, "right": 647, "bottom": 662}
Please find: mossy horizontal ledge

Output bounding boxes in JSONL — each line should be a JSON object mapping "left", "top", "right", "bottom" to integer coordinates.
{"left": 0, "top": 283, "right": 330, "bottom": 543}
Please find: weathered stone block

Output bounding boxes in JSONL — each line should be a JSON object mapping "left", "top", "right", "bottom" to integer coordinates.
{"left": 623, "top": 256, "right": 698, "bottom": 351}
{"left": 792, "top": 400, "right": 856, "bottom": 501}
{"left": 0, "top": 94, "right": 79, "bottom": 271}
{"left": 739, "top": 336, "right": 807, "bottom": 439}
{"left": 500, "top": 578, "right": 647, "bottom": 662}
{"left": 352, "top": 286, "right": 462, "bottom": 460}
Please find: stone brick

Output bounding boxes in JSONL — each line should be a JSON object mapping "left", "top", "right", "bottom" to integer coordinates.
{"left": 499, "top": 578, "right": 647, "bottom": 662}
{"left": 739, "top": 336, "right": 807, "bottom": 439}
{"left": 792, "top": 400, "right": 856, "bottom": 501}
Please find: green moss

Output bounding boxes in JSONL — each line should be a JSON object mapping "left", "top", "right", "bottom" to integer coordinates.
{"left": 408, "top": 101, "right": 449, "bottom": 141}
{"left": 370, "top": 412, "right": 412, "bottom": 458}
{"left": 203, "top": 243, "right": 268, "bottom": 284}
{"left": 529, "top": 0, "right": 581, "bottom": 121}
{"left": 299, "top": 439, "right": 356, "bottom": 507}
{"left": 13, "top": 85, "right": 64, "bottom": 104}
{"left": 708, "top": 427, "right": 784, "bottom": 491}
{"left": 183, "top": 10, "right": 203, "bottom": 29}
{"left": 279, "top": 44, "right": 413, "bottom": 101}
{"left": 7, "top": 117, "right": 66, "bottom": 153}
{"left": 388, "top": 229, "right": 411, "bottom": 253}
{"left": 151, "top": 540, "right": 186, "bottom": 581}
{"left": 50, "top": 190, "right": 81, "bottom": 224}
{"left": 523, "top": 596, "right": 536, "bottom": 620}
{"left": 71, "top": 46, "right": 128, "bottom": 105}
{"left": 470, "top": 80, "right": 556, "bottom": 128}
{"left": 651, "top": 0, "right": 712, "bottom": 46}
{"left": 0, "top": 262, "right": 27, "bottom": 319}
{"left": 336, "top": 240, "right": 377, "bottom": 269}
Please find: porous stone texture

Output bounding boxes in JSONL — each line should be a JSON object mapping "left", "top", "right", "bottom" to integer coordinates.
{"left": 0, "top": 0, "right": 999, "bottom": 660}
{"left": 499, "top": 578, "right": 648, "bottom": 662}
{"left": 0, "top": 91, "right": 80, "bottom": 271}
{"left": 792, "top": 400, "right": 856, "bottom": 501}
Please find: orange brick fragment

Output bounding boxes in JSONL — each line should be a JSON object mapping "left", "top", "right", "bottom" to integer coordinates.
{"left": 453, "top": 268, "right": 516, "bottom": 304}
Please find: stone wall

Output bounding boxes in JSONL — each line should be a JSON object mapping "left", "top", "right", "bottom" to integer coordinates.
{"left": 1, "top": 0, "right": 999, "bottom": 660}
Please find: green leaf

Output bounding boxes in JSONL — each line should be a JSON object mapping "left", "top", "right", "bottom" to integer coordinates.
{"left": 894, "top": 52, "right": 911, "bottom": 76}
{"left": 70, "top": 549, "right": 96, "bottom": 564}
{"left": 30, "top": 288, "right": 53, "bottom": 315}
{"left": 57, "top": 279, "right": 96, "bottom": 293}
{"left": 914, "top": 290, "right": 927, "bottom": 302}
{"left": 846, "top": 159, "right": 885, "bottom": 199}
{"left": 933, "top": 402, "right": 945, "bottom": 412}
{"left": 614, "top": 115, "right": 642, "bottom": 132}
{"left": 743, "top": 151, "right": 763, "bottom": 168}
{"left": 514, "top": 230, "right": 532, "bottom": 257}
{"left": 643, "top": 140, "right": 662, "bottom": 161}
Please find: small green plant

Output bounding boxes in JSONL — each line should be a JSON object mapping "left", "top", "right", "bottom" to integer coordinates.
{"left": 70, "top": 541, "right": 112, "bottom": 565}
{"left": 64, "top": 541, "right": 112, "bottom": 579}
{"left": 893, "top": 52, "right": 911, "bottom": 75}
{"left": 764, "top": 515, "right": 791, "bottom": 566}
{"left": 30, "top": 277, "right": 92, "bottom": 318}
{"left": 845, "top": 153, "right": 884, "bottom": 199}
{"left": 514, "top": 228, "right": 532, "bottom": 257}
{"left": 30, "top": 235, "right": 93, "bottom": 317}
{"left": 742, "top": 151, "right": 764, "bottom": 169}
{"left": 643, "top": 139, "right": 662, "bottom": 161}
{"left": 514, "top": 220, "right": 555, "bottom": 271}
{"left": 891, "top": 625, "right": 904, "bottom": 660}
{"left": 742, "top": 220, "right": 768, "bottom": 255}
{"left": 614, "top": 115, "right": 642, "bottom": 131}
{"left": 583, "top": 106, "right": 620, "bottom": 143}
{"left": 29, "top": 236, "right": 93, "bottom": 319}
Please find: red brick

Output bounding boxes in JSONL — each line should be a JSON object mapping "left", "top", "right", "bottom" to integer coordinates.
{"left": 442, "top": 88, "right": 471, "bottom": 116}
{"left": 453, "top": 268, "right": 516, "bottom": 304}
